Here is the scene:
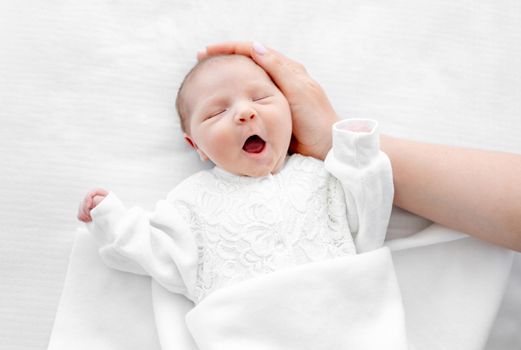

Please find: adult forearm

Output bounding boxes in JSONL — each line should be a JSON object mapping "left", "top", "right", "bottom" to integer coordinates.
{"left": 380, "top": 135, "right": 521, "bottom": 252}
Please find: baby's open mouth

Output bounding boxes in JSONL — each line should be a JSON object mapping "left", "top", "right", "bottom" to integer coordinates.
{"left": 242, "top": 135, "right": 266, "bottom": 154}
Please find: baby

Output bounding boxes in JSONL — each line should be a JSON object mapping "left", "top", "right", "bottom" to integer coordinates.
{"left": 78, "top": 55, "right": 393, "bottom": 304}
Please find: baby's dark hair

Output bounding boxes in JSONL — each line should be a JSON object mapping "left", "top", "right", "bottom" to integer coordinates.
{"left": 175, "top": 55, "right": 239, "bottom": 134}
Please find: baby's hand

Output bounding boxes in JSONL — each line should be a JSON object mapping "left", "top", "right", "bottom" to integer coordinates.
{"left": 77, "top": 188, "right": 108, "bottom": 222}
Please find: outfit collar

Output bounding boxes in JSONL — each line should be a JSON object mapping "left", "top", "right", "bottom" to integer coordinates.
{"left": 212, "top": 155, "right": 292, "bottom": 182}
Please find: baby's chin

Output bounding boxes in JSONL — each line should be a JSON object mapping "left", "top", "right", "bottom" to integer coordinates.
{"left": 216, "top": 152, "right": 287, "bottom": 177}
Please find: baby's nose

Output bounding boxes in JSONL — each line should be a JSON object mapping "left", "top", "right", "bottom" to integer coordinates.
{"left": 235, "top": 109, "right": 256, "bottom": 123}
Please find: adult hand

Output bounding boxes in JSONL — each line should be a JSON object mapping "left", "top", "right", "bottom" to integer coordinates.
{"left": 198, "top": 41, "right": 339, "bottom": 160}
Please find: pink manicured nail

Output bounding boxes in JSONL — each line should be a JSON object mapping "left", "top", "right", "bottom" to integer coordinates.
{"left": 253, "top": 41, "right": 267, "bottom": 55}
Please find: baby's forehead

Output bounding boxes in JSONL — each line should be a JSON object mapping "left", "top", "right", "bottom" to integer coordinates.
{"left": 191, "top": 55, "right": 271, "bottom": 85}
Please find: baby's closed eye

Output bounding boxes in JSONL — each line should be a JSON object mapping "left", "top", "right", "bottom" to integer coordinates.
{"left": 253, "top": 95, "right": 272, "bottom": 102}
{"left": 206, "top": 109, "right": 227, "bottom": 119}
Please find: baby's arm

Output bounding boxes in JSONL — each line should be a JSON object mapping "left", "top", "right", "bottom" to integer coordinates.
{"left": 324, "top": 119, "right": 394, "bottom": 253}
{"left": 79, "top": 190, "right": 199, "bottom": 300}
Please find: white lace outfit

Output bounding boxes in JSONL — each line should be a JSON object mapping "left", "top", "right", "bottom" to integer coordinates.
{"left": 88, "top": 119, "right": 394, "bottom": 304}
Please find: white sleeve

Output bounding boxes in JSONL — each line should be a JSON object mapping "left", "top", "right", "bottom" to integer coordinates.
{"left": 324, "top": 119, "right": 394, "bottom": 253}
{"left": 86, "top": 191, "right": 198, "bottom": 301}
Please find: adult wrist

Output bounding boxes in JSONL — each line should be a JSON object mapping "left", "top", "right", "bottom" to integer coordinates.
{"left": 315, "top": 137, "right": 333, "bottom": 160}
{"left": 316, "top": 112, "right": 340, "bottom": 160}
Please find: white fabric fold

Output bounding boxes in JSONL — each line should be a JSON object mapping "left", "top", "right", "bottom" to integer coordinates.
{"left": 87, "top": 192, "right": 199, "bottom": 300}
{"left": 48, "top": 225, "right": 513, "bottom": 350}
{"left": 47, "top": 228, "right": 162, "bottom": 350}
{"left": 325, "top": 119, "right": 394, "bottom": 252}
{"left": 185, "top": 247, "right": 407, "bottom": 350}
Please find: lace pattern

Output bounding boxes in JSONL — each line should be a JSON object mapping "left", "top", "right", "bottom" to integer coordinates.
{"left": 174, "top": 154, "right": 355, "bottom": 303}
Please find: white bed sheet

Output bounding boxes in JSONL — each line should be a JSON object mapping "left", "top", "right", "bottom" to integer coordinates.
{"left": 0, "top": 1, "right": 520, "bottom": 349}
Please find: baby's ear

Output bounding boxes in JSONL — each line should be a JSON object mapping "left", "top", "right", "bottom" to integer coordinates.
{"left": 183, "top": 134, "right": 209, "bottom": 162}
{"left": 183, "top": 133, "right": 197, "bottom": 150}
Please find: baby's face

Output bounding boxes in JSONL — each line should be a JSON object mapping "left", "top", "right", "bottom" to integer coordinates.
{"left": 183, "top": 56, "right": 292, "bottom": 177}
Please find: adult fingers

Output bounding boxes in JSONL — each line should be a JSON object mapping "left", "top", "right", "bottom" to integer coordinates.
{"left": 201, "top": 41, "right": 307, "bottom": 75}
{"left": 202, "top": 41, "right": 252, "bottom": 59}
{"left": 201, "top": 41, "right": 308, "bottom": 95}
{"left": 247, "top": 42, "right": 309, "bottom": 93}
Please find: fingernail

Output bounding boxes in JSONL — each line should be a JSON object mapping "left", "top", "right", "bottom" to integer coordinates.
{"left": 253, "top": 41, "right": 267, "bottom": 55}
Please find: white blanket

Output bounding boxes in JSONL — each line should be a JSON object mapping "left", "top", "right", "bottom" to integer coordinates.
{"left": 48, "top": 223, "right": 513, "bottom": 350}
{"left": 185, "top": 248, "right": 408, "bottom": 350}
{"left": 1, "top": 1, "right": 520, "bottom": 349}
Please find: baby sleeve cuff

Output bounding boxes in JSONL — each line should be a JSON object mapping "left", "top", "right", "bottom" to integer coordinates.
{"left": 87, "top": 191, "right": 127, "bottom": 243}
{"left": 329, "top": 119, "right": 380, "bottom": 167}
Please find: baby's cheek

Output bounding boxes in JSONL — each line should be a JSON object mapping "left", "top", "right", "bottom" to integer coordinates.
{"left": 273, "top": 106, "right": 292, "bottom": 136}
{"left": 208, "top": 126, "right": 237, "bottom": 154}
